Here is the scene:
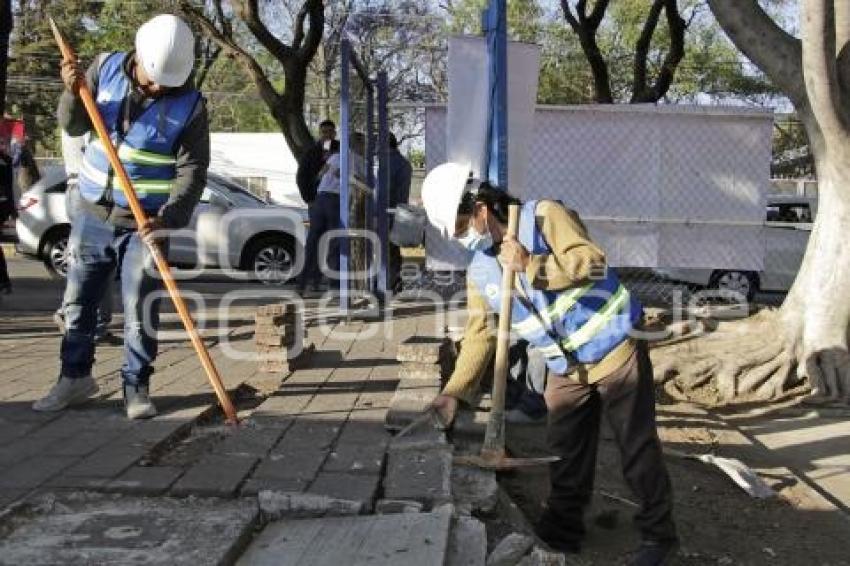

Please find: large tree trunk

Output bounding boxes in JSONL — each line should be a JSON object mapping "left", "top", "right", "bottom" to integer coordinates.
{"left": 0, "top": 0, "right": 11, "bottom": 116}
{"left": 657, "top": 0, "right": 850, "bottom": 406}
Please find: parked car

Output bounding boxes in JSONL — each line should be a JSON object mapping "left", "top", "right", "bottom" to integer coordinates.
{"left": 654, "top": 195, "right": 816, "bottom": 300}
{"left": 15, "top": 172, "right": 307, "bottom": 282}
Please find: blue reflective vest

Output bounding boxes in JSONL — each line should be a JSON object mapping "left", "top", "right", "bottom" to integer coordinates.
{"left": 467, "top": 200, "right": 642, "bottom": 376}
{"left": 78, "top": 51, "right": 201, "bottom": 212}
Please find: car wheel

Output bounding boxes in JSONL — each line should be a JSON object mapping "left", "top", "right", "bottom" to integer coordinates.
{"left": 710, "top": 270, "right": 758, "bottom": 302}
{"left": 44, "top": 228, "right": 71, "bottom": 279}
{"left": 244, "top": 235, "right": 295, "bottom": 285}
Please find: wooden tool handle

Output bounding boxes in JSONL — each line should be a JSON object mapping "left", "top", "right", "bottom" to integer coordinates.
{"left": 481, "top": 203, "right": 520, "bottom": 460}
{"left": 49, "top": 18, "right": 238, "bottom": 424}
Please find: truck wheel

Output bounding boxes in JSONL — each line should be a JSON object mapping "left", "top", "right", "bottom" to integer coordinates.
{"left": 43, "top": 228, "right": 71, "bottom": 279}
{"left": 710, "top": 270, "right": 758, "bottom": 302}
{"left": 244, "top": 235, "right": 295, "bottom": 285}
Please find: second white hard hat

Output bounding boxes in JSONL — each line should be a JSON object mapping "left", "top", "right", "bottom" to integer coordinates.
{"left": 421, "top": 162, "right": 474, "bottom": 238}
{"left": 135, "top": 14, "right": 195, "bottom": 88}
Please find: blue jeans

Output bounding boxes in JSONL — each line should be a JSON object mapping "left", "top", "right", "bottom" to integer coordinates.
{"left": 300, "top": 191, "right": 340, "bottom": 286}
{"left": 60, "top": 208, "right": 162, "bottom": 386}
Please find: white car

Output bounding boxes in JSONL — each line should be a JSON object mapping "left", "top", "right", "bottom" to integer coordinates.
{"left": 15, "top": 172, "right": 307, "bottom": 282}
{"left": 655, "top": 195, "right": 816, "bottom": 300}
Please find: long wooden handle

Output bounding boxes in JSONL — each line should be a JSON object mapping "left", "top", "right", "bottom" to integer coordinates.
{"left": 49, "top": 18, "right": 238, "bottom": 424}
{"left": 481, "top": 204, "right": 520, "bottom": 460}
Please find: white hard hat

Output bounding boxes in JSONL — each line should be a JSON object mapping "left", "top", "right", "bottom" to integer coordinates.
{"left": 421, "top": 162, "right": 473, "bottom": 237}
{"left": 135, "top": 15, "right": 195, "bottom": 87}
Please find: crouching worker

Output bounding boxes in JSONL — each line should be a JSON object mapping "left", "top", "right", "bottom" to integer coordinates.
{"left": 33, "top": 15, "right": 209, "bottom": 419}
{"left": 420, "top": 164, "right": 678, "bottom": 565}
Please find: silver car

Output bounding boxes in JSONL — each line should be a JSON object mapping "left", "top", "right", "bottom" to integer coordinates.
{"left": 15, "top": 172, "right": 307, "bottom": 282}
{"left": 655, "top": 195, "right": 816, "bottom": 300}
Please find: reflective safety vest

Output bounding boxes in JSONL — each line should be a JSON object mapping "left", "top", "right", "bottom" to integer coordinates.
{"left": 78, "top": 51, "right": 201, "bottom": 212}
{"left": 467, "top": 200, "right": 642, "bottom": 376}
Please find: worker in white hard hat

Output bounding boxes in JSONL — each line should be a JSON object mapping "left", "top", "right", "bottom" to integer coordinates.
{"left": 34, "top": 14, "right": 209, "bottom": 420}
{"left": 421, "top": 163, "right": 678, "bottom": 565}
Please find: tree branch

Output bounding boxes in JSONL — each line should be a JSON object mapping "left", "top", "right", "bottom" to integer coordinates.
{"left": 232, "top": 0, "right": 295, "bottom": 63}
{"left": 648, "top": 0, "right": 687, "bottom": 102}
{"left": 296, "top": 0, "right": 324, "bottom": 63}
{"left": 707, "top": 0, "right": 806, "bottom": 107}
{"left": 833, "top": 1, "right": 850, "bottom": 115}
{"left": 179, "top": 1, "right": 282, "bottom": 114}
{"left": 561, "top": 0, "right": 613, "bottom": 103}
{"left": 632, "top": 0, "right": 665, "bottom": 103}
{"left": 801, "top": 0, "right": 850, "bottom": 138}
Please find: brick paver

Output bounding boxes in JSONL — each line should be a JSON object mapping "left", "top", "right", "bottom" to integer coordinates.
{"left": 0, "top": 305, "right": 442, "bottom": 511}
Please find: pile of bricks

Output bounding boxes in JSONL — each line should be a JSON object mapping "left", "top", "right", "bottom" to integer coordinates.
{"left": 254, "top": 303, "right": 309, "bottom": 373}
{"left": 384, "top": 335, "right": 455, "bottom": 431}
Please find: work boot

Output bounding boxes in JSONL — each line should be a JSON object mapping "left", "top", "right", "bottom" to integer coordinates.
{"left": 32, "top": 376, "right": 99, "bottom": 412}
{"left": 628, "top": 540, "right": 679, "bottom": 566}
{"left": 124, "top": 384, "right": 157, "bottom": 420}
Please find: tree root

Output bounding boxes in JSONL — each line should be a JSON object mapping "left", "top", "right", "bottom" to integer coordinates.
{"left": 651, "top": 309, "right": 810, "bottom": 407}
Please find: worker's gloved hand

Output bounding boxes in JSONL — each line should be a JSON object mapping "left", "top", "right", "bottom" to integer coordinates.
{"left": 431, "top": 394, "right": 459, "bottom": 429}
{"left": 138, "top": 217, "right": 167, "bottom": 248}
{"left": 498, "top": 235, "right": 530, "bottom": 272}
{"left": 59, "top": 58, "right": 85, "bottom": 95}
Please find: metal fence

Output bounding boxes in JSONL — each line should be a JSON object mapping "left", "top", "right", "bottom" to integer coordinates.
{"left": 383, "top": 102, "right": 804, "bottom": 309}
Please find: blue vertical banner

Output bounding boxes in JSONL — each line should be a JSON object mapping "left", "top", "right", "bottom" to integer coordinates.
{"left": 339, "top": 38, "right": 351, "bottom": 313}
{"left": 482, "top": 0, "right": 508, "bottom": 189}
{"left": 376, "top": 71, "right": 390, "bottom": 302}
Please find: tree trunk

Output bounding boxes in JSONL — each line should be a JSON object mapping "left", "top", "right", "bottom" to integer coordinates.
{"left": 0, "top": 0, "right": 11, "bottom": 116}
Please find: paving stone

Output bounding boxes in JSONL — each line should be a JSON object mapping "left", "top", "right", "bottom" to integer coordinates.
{"left": 323, "top": 441, "right": 386, "bottom": 475}
{"left": 63, "top": 445, "right": 147, "bottom": 479}
{"left": 213, "top": 427, "right": 284, "bottom": 458}
{"left": 0, "top": 456, "right": 77, "bottom": 489}
{"left": 42, "top": 430, "right": 121, "bottom": 457}
{"left": 385, "top": 383, "right": 441, "bottom": 431}
{"left": 240, "top": 477, "right": 308, "bottom": 496}
{"left": 487, "top": 533, "right": 535, "bottom": 566}
{"left": 398, "top": 362, "right": 443, "bottom": 381}
{"left": 0, "top": 492, "right": 258, "bottom": 565}
{"left": 375, "top": 498, "right": 425, "bottom": 514}
{"left": 107, "top": 466, "right": 184, "bottom": 495}
{"left": 396, "top": 336, "right": 451, "bottom": 364}
{"left": 171, "top": 454, "right": 258, "bottom": 497}
{"left": 451, "top": 465, "right": 498, "bottom": 514}
{"left": 308, "top": 472, "right": 381, "bottom": 509}
{"left": 238, "top": 507, "right": 452, "bottom": 566}
{"left": 336, "top": 423, "right": 391, "bottom": 453}
{"left": 258, "top": 490, "right": 365, "bottom": 519}
{"left": 384, "top": 446, "right": 453, "bottom": 506}
{"left": 253, "top": 449, "right": 326, "bottom": 483}
{"left": 446, "top": 516, "right": 487, "bottom": 566}
{"left": 279, "top": 420, "right": 343, "bottom": 450}
{"left": 389, "top": 416, "right": 448, "bottom": 451}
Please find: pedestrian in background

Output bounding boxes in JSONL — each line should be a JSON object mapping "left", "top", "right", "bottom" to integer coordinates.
{"left": 0, "top": 140, "right": 15, "bottom": 295}
{"left": 386, "top": 133, "right": 412, "bottom": 292}
{"left": 299, "top": 132, "right": 366, "bottom": 293}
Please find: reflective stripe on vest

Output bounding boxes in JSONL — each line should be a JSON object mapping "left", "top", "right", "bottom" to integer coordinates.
{"left": 468, "top": 200, "right": 641, "bottom": 375}
{"left": 90, "top": 136, "right": 177, "bottom": 167}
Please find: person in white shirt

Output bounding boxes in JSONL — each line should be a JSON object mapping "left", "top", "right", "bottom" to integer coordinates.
{"left": 299, "top": 132, "right": 366, "bottom": 292}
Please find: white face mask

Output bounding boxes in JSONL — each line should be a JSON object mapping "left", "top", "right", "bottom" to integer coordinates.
{"left": 457, "top": 223, "right": 493, "bottom": 252}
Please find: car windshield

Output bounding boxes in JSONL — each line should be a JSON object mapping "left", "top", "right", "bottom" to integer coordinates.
{"left": 210, "top": 175, "right": 266, "bottom": 207}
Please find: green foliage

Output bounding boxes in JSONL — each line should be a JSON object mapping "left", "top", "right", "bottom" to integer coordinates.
{"left": 7, "top": 0, "right": 92, "bottom": 154}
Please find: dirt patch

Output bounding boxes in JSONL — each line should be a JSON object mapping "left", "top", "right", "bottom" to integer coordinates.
{"left": 500, "top": 402, "right": 850, "bottom": 565}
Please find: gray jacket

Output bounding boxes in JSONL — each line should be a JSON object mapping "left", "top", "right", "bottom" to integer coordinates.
{"left": 57, "top": 51, "right": 210, "bottom": 230}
